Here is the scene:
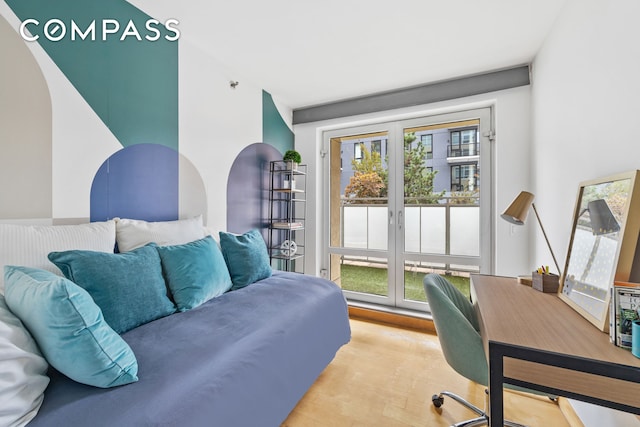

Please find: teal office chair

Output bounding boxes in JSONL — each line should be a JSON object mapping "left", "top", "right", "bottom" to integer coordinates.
{"left": 423, "top": 273, "right": 530, "bottom": 427}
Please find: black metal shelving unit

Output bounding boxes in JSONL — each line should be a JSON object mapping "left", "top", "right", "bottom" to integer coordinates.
{"left": 267, "top": 161, "right": 306, "bottom": 273}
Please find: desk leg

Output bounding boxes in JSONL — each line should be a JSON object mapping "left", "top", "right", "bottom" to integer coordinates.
{"left": 488, "top": 342, "right": 504, "bottom": 427}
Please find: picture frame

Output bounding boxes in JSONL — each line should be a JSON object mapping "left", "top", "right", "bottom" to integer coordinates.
{"left": 560, "top": 170, "right": 640, "bottom": 332}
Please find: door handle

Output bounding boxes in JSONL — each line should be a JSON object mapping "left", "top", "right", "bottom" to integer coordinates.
{"left": 389, "top": 210, "right": 393, "bottom": 225}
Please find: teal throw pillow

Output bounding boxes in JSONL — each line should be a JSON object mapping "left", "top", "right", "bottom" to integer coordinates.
{"left": 219, "top": 229, "right": 272, "bottom": 290}
{"left": 3, "top": 266, "right": 138, "bottom": 388}
{"left": 156, "top": 236, "right": 233, "bottom": 311}
{"left": 48, "top": 245, "right": 176, "bottom": 334}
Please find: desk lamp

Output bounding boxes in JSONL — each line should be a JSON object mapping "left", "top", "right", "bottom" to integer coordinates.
{"left": 501, "top": 191, "right": 561, "bottom": 275}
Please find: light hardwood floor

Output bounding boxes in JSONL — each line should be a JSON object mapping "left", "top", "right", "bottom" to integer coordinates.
{"left": 282, "top": 319, "right": 569, "bottom": 427}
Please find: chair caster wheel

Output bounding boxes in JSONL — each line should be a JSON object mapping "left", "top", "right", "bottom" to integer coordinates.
{"left": 432, "top": 394, "right": 444, "bottom": 408}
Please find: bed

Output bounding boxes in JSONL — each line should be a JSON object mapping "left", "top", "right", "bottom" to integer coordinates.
{"left": 28, "top": 271, "right": 350, "bottom": 427}
{"left": 0, "top": 218, "right": 351, "bottom": 427}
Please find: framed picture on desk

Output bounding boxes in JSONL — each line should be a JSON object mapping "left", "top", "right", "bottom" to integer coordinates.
{"left": 560, "top": 170, "right": 640, "bottom": 331}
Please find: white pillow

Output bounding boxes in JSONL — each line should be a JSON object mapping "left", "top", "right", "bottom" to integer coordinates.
{"left": 0, "top": 294, "right": 49, "bottom": 427}
{"left": 115, "top": 216, "right": 206, "bottom": 252}
{"left": 0, "top": 221, "right": 116, "bottom": 293}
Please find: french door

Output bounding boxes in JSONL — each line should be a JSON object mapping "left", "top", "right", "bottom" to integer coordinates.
{"left": 323, "top": 108, "right": 493, "bottom": 311}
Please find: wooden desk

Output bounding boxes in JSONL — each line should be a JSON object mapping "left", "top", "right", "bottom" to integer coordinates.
{"left": 471, "top": 274, "right": 640, "bottom": 427}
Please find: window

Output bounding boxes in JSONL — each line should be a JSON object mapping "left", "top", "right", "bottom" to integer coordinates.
{"left": 450, "top": 128, "right": 478, "bottom": 157}
{"left": 323, "top": 107, "right": 492, "bottom": 314}
{"left": 451, "top": 164, "right": 478, "bottom": 191}
{"left": 462, "top": 130, "right": 475, "bottom": 144}
{"left": 420, "top": 134, "right": 433, "bottom": 159}
{"left": 451, "top": 131, "right": 460, "bottom": 149}
{"left": 372, "top": 140, "right": 382, "bottom": 156}
{"left": 354, "top": 142, "right": 363, "bottom": 161}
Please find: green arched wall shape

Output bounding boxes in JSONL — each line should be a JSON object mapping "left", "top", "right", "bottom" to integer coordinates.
{"left": 5, "top": 0, "right": 178, "bottom": 151}
{"left": 262, "top": 90, "right": 294, "bottom": 155}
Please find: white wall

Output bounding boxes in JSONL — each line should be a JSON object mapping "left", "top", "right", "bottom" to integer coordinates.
{"left": 178, "top": 38, "right": 263, "bottom": 232}
{"left": 531, "top": 0, "right": 640, "bottom": 270}
{"left": 294, "top": 86, "right": 532, "bottom": 278}
{"left": 531, "top": 0, "right": 640, "bottom": 425}
{"left": 0, "top": 4, "right": 288, "bottom": 235}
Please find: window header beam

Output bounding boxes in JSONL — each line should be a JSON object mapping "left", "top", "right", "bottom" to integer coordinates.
{"left": 293, "top": 65, "right": 529, "bottom": 125}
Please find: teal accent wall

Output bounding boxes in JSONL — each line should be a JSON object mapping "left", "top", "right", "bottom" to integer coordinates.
{"left": 5, "top": 0, "right": 178, "bottom": 151}
{"left": 262, "top": 90, "right": 294, "bottom": 154}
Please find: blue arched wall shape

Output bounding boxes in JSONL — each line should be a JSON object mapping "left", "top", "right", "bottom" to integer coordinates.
{"left": 227, "top": 143, "right": 282, "bottom": 237}
{"left": 91, "top": 144, "right": 178, "bottom": 222}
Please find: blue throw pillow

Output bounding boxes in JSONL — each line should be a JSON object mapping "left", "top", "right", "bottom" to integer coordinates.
{"left": 3, "top": 266, "right": 138, "bottom": 388}
{"left": 219, "top": 229, "right": 272, "bottom": 290}
{"left": 156, "top": 236, "right": 233, "bottom": 311}
{"left": 48, "top": 245, "right": 176, "bottom": 334}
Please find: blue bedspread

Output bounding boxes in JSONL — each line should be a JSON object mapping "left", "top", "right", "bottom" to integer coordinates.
{"left": 28, "top": 271, "right": 351, "bottom": 427}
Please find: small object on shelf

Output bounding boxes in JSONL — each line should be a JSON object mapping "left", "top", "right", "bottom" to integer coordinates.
{"left": 280, "top": 240, "right": 297, "bottom": 257}
{"left": 283, "top": 150, "right": 302, "bottom": 171}
{"left": 531, "top": 271, "right": 559, "bottom": 293}
{"left": 274, "top": 188, "right": 304, "bottom": 193}
{"left": 281, "top": 174, "right": 296, "bottom": 190}
{"left": 272, "top": 222, "right": 303, "bottom": 229}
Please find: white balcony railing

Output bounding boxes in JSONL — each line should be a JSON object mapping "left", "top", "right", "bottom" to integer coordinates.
{"left": 341, "top": 197, "right": 479, "bottom": 257}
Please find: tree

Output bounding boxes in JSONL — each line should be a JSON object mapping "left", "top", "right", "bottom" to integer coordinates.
{"left": 343, "top": 137, "right": 445, "bottom": 204}
{"left": 343, "top": 143, "right": 386, "bottom": 203}
{"left": 352, "top": 143, "right": 384, "bottom": 176}
{"left": 403, "top": 133, "right": 444, "bottom": 204}
{"left": 343, "top": 172, "right": 385, "bottom": 202}
{"left": 450, "top": 190, "right": 480, "bottom": 205}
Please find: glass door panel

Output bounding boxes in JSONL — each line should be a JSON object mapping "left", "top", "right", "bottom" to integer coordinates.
{"left": 397, "top": 110, "right": 491, "bottom": 310}
{"left": 324, "top": 108, "right": 492, "bottom": 312}
{"left": 327, "top": 126, "right": 394, "bottom": 304}
{"left": 341, "top": 257, "right": 389, "bottom": 297}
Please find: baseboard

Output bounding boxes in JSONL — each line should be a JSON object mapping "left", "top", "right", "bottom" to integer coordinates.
{"left": 348, "top": 306, "right": 436, "bottom": 333}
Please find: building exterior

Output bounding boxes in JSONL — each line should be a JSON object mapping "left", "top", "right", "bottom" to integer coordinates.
{"left": 339, "top": 124, "right": 480, "bottom": 198}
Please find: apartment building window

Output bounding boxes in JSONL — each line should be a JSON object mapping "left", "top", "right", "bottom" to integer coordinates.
{"left": 450, "top": 129, "right": 478, "bottom": 157}
{"left": 354, "top": 142, "right": 363, "bottom": 161}
{"left": 451, "top": 163, "right": 478, "bottom": 191}
{"left": 371, "top": 140, "right": 382, "bottom": 156}
{"left": 420, "top": 134, "right": 433, "bottom": 159}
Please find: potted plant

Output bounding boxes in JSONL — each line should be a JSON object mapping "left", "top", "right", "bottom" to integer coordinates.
{"left": 283, "top": 150, "right": 302, "bottom": 171}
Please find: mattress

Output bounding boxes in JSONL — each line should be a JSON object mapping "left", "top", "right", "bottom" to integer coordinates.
{"left": 28, "top": 271, "right": 351, "bottom": 427}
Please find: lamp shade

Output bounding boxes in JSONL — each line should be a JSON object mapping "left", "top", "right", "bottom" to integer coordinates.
{"left": 587, "top": 199, "right": 620, "bottom": 236}
{"left": 501, "top": 191, "right": 535, "bottom": 225}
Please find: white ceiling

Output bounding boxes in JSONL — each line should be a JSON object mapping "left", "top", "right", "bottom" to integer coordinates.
{"left": 136, "top": 0, "right": 567, "bottom": 109}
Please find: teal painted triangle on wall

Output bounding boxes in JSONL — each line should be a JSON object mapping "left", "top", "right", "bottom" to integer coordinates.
{"left": 262, "top": 90, "right": 294, "bottom": 155}
{"left": 6, "top": 0, "right": 178, "bottom": 151}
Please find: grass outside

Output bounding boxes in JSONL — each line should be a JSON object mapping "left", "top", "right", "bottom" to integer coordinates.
{"left": 340, "top": 264, "right": 470, "bottom": 302}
